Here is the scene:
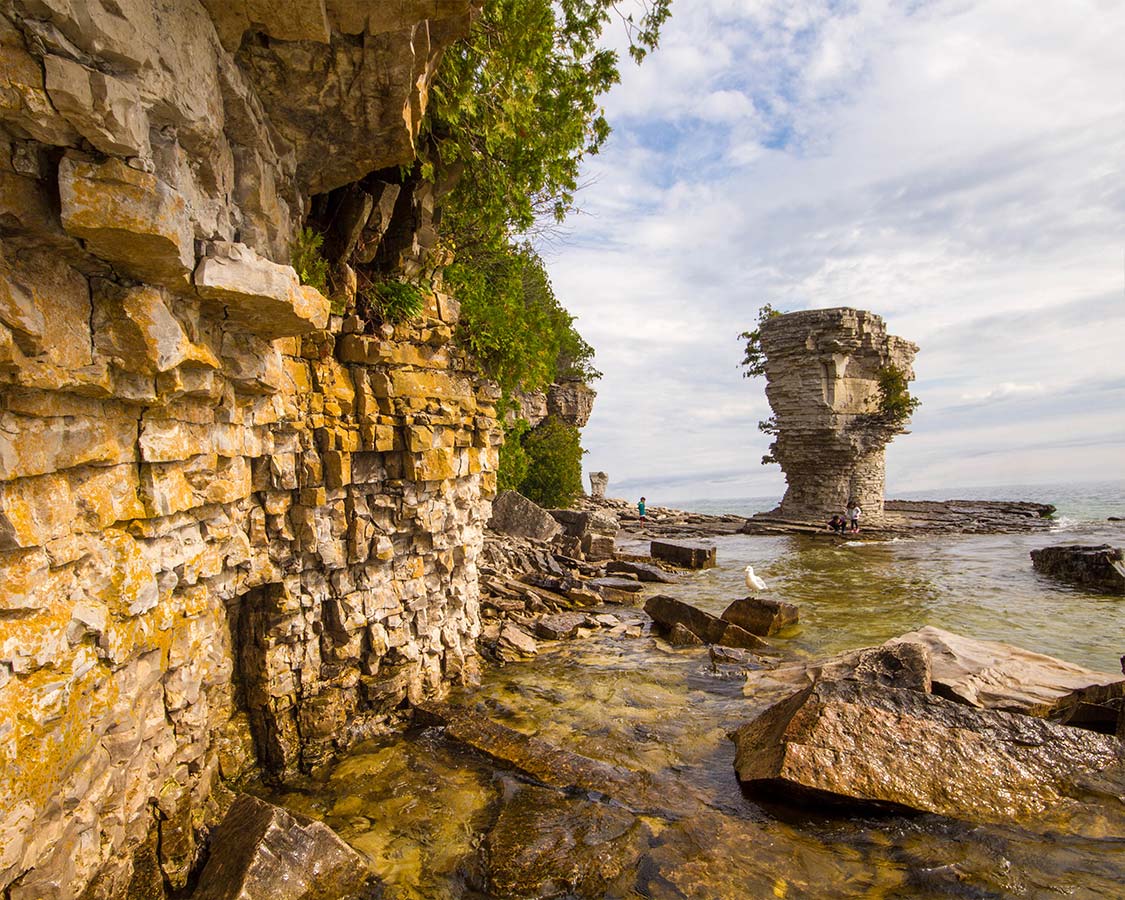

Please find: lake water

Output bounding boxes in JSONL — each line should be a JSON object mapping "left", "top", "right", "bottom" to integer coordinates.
{"left": 270, "top": 481, "right": 1125, "bottom": 898}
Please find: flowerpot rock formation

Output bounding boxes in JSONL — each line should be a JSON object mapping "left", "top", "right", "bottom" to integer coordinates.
{"left": 758, "top": 308, "right": 918, "bottom": 524}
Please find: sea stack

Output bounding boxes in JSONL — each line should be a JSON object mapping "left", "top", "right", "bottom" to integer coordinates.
{"left": 759, "top": 308, "right": 918, "bottom": 524}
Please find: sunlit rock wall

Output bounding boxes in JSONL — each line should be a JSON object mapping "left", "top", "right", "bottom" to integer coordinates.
{"left": 0, "top": 2, "right": 496, "bottom": 897}
{"left": 759, "top": 308, "right": 918, "bottom": 523}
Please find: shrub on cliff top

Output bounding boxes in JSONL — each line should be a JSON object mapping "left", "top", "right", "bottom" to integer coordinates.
{"left": 738, "top": 304, "right": 782, "bottom": 379}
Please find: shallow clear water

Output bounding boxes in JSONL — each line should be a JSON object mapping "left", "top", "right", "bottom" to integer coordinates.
{"left": 271, "top": 497, "right": 1125, "bottom": 899}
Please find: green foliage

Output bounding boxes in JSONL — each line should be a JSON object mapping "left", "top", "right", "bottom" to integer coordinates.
{"left": 447, "top": 243, "right": 600, "bottom": 394}
{"left": 738, "top": 304, "right": 782, "bottom": 378}
{"left": 876, "top": 365, "right": 921, "bottom": 424}
{"left": 426, "top": 0, "right": 670, "bottom": 254}
{"left": 497, "top": 415, "right": 531, "bottom": 493}
{"left": 365, "top": 280, "right": 426, "bottom": 325}
{"left": 517, "top": 416, "right": 585, "bottom": 508}
{"left": 291, "top": 227, "right": 329, "bottom": 295}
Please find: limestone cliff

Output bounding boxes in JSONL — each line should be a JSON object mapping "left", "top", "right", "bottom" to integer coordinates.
{"left": 0, "top": 2, "right": 500, "bottom": 897}
{"left": 759, "top": 308, "right": 918, "bottom": 523}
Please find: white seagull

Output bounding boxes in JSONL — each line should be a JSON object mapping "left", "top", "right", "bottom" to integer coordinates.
{"left": 744, "top": 565, "right": 767, "bottom": 592}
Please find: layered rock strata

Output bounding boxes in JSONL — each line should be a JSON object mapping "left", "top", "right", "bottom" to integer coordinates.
{"left": 0, "top": 2, "right": 499, "bottom": 898}
{"left": 758, "top": 308, "right": 918, "bottom": 523}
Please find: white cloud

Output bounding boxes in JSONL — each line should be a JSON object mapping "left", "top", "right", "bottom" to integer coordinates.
{"left": 543, "top": 0, "right": 1125, "bottom": 502}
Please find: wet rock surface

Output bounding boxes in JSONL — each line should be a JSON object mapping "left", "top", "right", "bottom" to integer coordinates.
{"left": 192, "top": 794, "right": 373, "bottom": 900}
{"left": 731, "top": 678, "right": 1125, "bottom": 827}
{"left": 485, "top": 784, "right": 645, "bottom": 900}
{"left": 645, "top": 594, "right": 768, "bottom": 651}
{"left": 1031, "top": 543, "right": 1125, "bottom": 594}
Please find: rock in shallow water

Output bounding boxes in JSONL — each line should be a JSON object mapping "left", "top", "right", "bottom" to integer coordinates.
{"left": 192, "top": 794, "right": 372, "bottom": 900}
{"left": 730, "top": 678, "right": 1125, "bottom": 828}
{"left": 645, "top": 594, "right": 768, "bottom": 651}
{"left": 888, "top": 625, "right": 1124, "bottom": 730}
{"left": 721, "top": 596, "right": 799, "bottom": 636}
{"left": 1030, "top": 543, "right": 1125, "bottom": 594}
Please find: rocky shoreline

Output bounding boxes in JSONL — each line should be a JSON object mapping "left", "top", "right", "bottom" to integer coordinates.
{"left": 579, "top": 494, "right": 1060, "bottom": 540}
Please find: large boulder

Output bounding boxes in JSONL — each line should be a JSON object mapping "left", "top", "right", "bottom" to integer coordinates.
{"left": 730, "top": 678, "right": 1125, "bottom": 828}
{"left": 650, "top": 540, "right": 716, "bottom": 569}
{"left": 644, "top": 595, "right": 767, "bottom": 651}
{"left": 489, "top": 491, "right": 562, "bottom": 543}
{"left": 192, "top": 794, "right": 372, "bottom": 900}
{"left": 1030, "top": 544, "right": 1125, "bottom": 594}
{"left": 887, "top": 625, "right": 1125, "bottom": 730}
{"left": 721, "top": 596, "right": 799, "bottom": 636}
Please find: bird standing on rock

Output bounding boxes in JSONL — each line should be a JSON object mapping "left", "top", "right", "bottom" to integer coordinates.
{"left": 744, "top": 565, "right": 767, "bottom": 592}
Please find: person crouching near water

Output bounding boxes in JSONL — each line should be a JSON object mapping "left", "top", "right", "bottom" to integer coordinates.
{"left": 638, "top": 497, "right": 647, "bottom": 523}
{"left": 848, "top": 502, "right": 861, "bottom": 533}
{"left": 827, "top": 514, "right": 846, "bottom": 534}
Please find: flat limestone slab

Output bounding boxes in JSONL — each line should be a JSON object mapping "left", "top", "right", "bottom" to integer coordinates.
{"left": 887, "top": 625, "right": 1124, "bottom": 726}
{"left": 731, "top": 679, "right": 1125, "bottom": 828}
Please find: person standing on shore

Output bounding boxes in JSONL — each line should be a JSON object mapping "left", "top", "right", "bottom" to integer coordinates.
{"left": 849, "top": 503, "right": 861, "bottom": 533}
{"left": 638, "top": 497, "right": 647, "bottom": 523}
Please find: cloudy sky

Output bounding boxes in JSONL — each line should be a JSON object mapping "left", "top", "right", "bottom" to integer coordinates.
{"left": 541, "top": 0, "right": 1125, "bottom": 504}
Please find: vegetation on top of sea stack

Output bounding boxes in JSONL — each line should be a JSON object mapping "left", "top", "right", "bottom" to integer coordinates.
{"left": 738, "top": 303, "right": 782, "bottom": 379}
{"left": 875, "top": 364, "right": 921, "bottom": 426}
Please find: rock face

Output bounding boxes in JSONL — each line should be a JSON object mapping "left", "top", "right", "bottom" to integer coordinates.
{"left": 758, "top": 308, "right": 918, "bottom": 523}
{"left": 731, "top": 678, "right": 1124, "bottom": 827}
{"left": 0, "top": 3, "right": 499, "bottom": 898}
{"left": 192, "top": 795, "right": 372, "bottom": 900}
{"left": 1030, "top": 544, "right": 1125, "bottom": 594}
{"left": 546, "top": 380, "right": 597, "bottom": 428}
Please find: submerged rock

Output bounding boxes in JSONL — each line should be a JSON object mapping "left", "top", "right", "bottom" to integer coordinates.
{"left": 730, "top": 679, "right": 1124, "bottom": 827}
{"left": 486, "top": 783, "right": 644, "bottom": 899}
{"left": 414, "top": 701, "right": 639, "bottom": 802}
{"left": 1030, "top": 544, "right": 1125, "bottom": 594}
{"left": 650, "top": 540, "right": 716, "bottom": 569}
{"left": 721, "top": 596, "right": 799, "bottom": 636}
{"left": 644, "top": 595, "right": 768, "bottom": 651}
{"left": 192, "top": 794, "right": 372, "bottom": 900}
